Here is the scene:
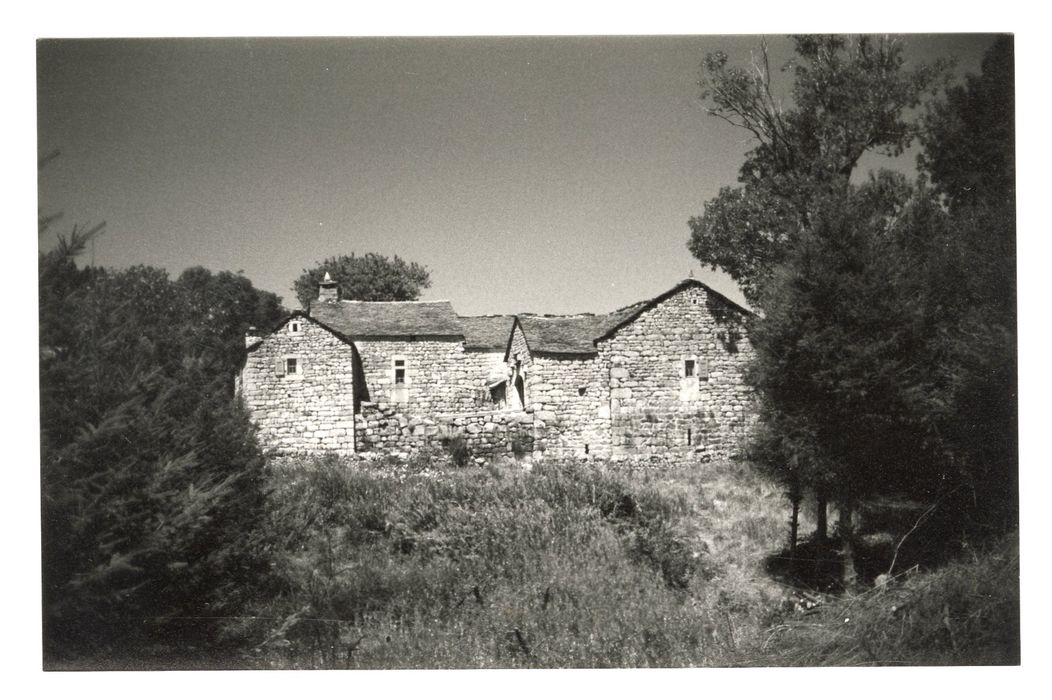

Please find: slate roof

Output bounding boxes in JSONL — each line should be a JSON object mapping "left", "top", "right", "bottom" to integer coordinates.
{"left": 516, "top": 279, "right": 752, "bottom": 355}
{"left": 310, "top": 300, "right": 464, "bottom": 338}
{"left": 516, "top": 302, "right": 647, "bottom": 355}
{"left": 458, "top": 315, "right": 517, "bottom": 351}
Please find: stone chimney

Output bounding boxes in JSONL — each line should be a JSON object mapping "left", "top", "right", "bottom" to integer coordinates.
{"left": 318, "top": 271, "right": 339, "bottom": 302}
{"left": 245, "top": 326, "right": 261, "bottom": 347}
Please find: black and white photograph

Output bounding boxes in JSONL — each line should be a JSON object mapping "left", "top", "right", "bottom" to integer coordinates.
{"left": 29, "top": 15, "right": 1028, "bottom": 683}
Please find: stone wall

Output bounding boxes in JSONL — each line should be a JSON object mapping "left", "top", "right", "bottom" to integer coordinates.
{"left": 459, "top": 349, "right": 509, "bottom": 407}
{"left": 354, "top": 338, "right": 483, "bottom": 417}
{"left": 355, "top": 402, "right": 545, "bottom": 458}
{"left": 527, "top": 354, "right": 609, "bottom": 456}
{"left": 239, "top": 316, "right": 356, "bottom": 453}
{"left": 598, "top": 285, "right": 755, "bottom": 458}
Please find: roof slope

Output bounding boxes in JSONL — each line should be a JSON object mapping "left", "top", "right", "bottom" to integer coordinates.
{"left": 517, "top": 302, "right": 646, "bottom": 354}
{"left": 517, "top": 279, "right": 752, "bottom": 355}
{"left": 596, "top": 279, "right": 752, "bottom": 342}
{"left": 311, "top": 300, "right": 463, "bottom": 337}
{"left": 458, "top": 315, "right": 516, "bottom": 351}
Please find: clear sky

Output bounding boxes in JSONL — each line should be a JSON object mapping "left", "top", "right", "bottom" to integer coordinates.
{"left": 37, "top": 34, "right": 997, "bottom": 315}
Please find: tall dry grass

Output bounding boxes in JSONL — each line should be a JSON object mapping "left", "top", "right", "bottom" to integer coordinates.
{"left": 233, "top": 454, "right": 1017, "bottom": 668}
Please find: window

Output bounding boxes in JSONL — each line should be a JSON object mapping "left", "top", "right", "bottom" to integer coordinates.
{"left": 684, "top": 359, "right": 696, "bottom": 377}
{"left": 687, "top": 428, "right": 693, "bottom": 446}
{"left": 289, "top": 321, "right": 302, "bottom": 334}
{"left": 578, "top": 386, "right": 587, "bottom": 396}
{"left": 285, "top": 357, "right": 299, "bottom": 375}
{"left": 394, "top": 358, "right": 406, "bottom": 385}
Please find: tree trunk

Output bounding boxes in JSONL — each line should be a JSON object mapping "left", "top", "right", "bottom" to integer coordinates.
{"left": 815, "top": 495, "right": 828, "bottom": 542}
{"left": 839, "top": 503, "right": 858, "bottom": 593}
{"left": 787, "top": 479, "right": 802, "bottom": 560}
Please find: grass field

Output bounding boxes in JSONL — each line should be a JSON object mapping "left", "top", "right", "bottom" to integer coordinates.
{"left": 239, "top": 454, "right": 1018, "bottom": 668}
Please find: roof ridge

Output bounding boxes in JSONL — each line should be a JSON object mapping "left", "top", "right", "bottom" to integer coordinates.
{"left": 337, "top": 299, "right": 452, "bottom": 304}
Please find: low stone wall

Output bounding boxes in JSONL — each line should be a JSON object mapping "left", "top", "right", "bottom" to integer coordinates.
{"left": 354, "top": 402, "right": 550, "bottom": 458}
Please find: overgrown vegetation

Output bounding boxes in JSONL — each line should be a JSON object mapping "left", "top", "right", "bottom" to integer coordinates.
{"left": 227, "top": 456, "right": 1017, "bottom": 668}
{"left": 39, "top": 223, "right": 287, "bottom": 667}
{"left": 690, "top": 35, "right": 1017, "bottom": 585}
{"left": 234, "top": 456, "right": 786, "bottom": 668}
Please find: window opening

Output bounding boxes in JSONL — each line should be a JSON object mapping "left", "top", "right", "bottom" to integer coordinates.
{"left": 290, "top": 321, "right": 301, "bottom": 333}
{"left": 394, "top": 358, "right": 406, "bottom": 385}
{"left": 584, "top": 444, "right": 590, "bottom": 455}
{"left": 684, "top": 359, "right": 696, "bottom": 377}
{"left": 285, "top": 358, "right": 298, "bottom": 375}
{"left": 687, "top": 428, "right": 692, "bottom": 446}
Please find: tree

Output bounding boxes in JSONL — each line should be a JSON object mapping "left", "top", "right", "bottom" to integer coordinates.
{"left": 175, "top": 266, "right": 287, "bottom": 389}
{"left": 293, "top": 252, "right": 432, "bottom": 310}
{"left": 913, "top": 36, "right": 1017, "bottom": 533}
{"left": 688, "top": 35, "right": 949, "bottom": 307}
{"left": 40, "top": 240, "right": 281, "bottom": 664}
{"left": 919, "top": 36, "right": 1014, "bottom": 211}
{"left": 747, "top": 186, "right": 953, "bottom": 587}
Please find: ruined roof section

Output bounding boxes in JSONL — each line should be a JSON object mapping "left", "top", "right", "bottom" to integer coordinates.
{"left": 458, "top": 315, "right": 517, "bottom": 351}
{"left": 517, "top": 302, "right": 647, "bottom": 355}
{"left": 310, "top": 300, "right": 464, "bottom": 338}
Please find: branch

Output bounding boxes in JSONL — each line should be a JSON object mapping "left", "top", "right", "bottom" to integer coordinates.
{"left": 885, "top": 484, "right": 962, "bottom": 577}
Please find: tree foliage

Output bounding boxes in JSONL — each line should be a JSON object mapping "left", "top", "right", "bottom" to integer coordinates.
{"left": 919, "top": 36, "right": 1014, "bottom": 210}
{"left": 293, "top": 252, "right": 432, "bottom": 310}
{"left": 688, "top": 35, "right": 949, "bottom": 307}
{"left": 39, "top": 235, "right": 286, "bottom": 664}
{"left": 737, "top": 36, "right": 1017, "bottom": 578}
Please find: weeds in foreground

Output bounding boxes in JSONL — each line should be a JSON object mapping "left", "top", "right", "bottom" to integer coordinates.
{"left": 224, "top": 455, "right": 1019, "bottom": 668}
{"left": 235, "top": 456, "right": 790, "bottom": 668}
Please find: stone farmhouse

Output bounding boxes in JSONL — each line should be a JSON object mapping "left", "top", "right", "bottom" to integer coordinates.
{"left": 237, "top": 275, "right": 756, "bottom": 459}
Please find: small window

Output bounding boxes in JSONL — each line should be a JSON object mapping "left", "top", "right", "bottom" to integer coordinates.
{"left": 285, "top": 357, "right": 299, "bottom": 375}
{"left": 289, "top": 321, "right": 302, "bottom": 334}
{"left": 394, "top": 358, "right": 406, "bottom": 385}
{"left": 684, "top": 359, "right": 696, "bottom": 378}
{"left": 687, "top": 428, "right": 692, "bottom": 446}
{"left": 578, "top": 386, "right": 587, "bottom": 396}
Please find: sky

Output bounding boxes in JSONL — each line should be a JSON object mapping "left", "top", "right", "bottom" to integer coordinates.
{"left": 37, "top": 34, "right": 998, "bottom": 316}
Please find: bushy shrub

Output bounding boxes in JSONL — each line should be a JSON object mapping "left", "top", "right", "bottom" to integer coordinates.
{"left": 440, "top": 434, "right": 471, "bottom": 467}
{"left": 39, "top": 240, "right": 284, "bottom": 666}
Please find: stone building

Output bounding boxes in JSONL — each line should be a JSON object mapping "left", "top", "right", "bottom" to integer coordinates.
{"left": 504, "top": 279, "right": 754, "bottom": 457}
{"left": 238, "top": 276, "right": 754, "bottom": 459}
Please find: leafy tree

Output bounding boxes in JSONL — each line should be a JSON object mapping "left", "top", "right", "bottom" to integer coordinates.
{"left": 748, "top": 188, "right": 946, "bottom": 587}
{"left": 175, "top": 266, "right": 287, "bottom": 388}
{"left": 688, "top": 35, "right": 949, "bottom": 307}
{"left": 293, "top": 252, "right": 432, "bottom": 310}
{"left": 39, "top": 238, "right": 281, "bottom": 664}
{"left": 913, "top": 36, "right": 1017, "bottom": 533}
{"left": 919, "top": 36, "right": 1014, "bottom": 210}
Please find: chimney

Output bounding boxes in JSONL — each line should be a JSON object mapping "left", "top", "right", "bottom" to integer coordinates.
{"left": 245, "top": 326, "right": 261, "bottom": 347}
{"left": 317, "top": 271, "right": 339, "bottom": 302}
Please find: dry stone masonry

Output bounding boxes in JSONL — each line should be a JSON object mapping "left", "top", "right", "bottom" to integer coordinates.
{"left": 238, "top": 278, "right": 756, "bottom": 461}
{"left": 237, "top": 315, "right": 357, "bottom": 453}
